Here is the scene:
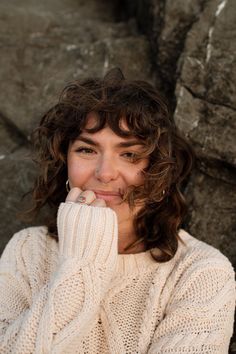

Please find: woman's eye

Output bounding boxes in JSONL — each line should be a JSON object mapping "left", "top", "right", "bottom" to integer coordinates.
{"left": 75, "top": 147, "right": 95, "bottom": 154}
{"left": 122, "top": 152, "right": 140, "bottom": 162}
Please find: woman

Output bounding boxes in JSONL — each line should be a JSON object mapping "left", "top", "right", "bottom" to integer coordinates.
{"left": 0, "top": 68, "right": 235, "bottom": 353}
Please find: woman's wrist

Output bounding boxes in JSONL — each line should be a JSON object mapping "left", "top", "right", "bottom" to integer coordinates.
{"left": 57, "top": 202, "right": 118, "bottom": 267}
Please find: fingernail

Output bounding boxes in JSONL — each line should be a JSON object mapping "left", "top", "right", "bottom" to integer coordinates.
{"left": 77, "top": 196, "right": 86, "bottom": 203}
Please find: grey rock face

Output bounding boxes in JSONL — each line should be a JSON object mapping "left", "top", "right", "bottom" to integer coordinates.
{"left": 185, "top": 170, "right": 236, "bottom": 264}
{"left": 0, "top": 147, "right": 36, "bottom": 248}
{"left": 123, "top": 0, "right": 236, "bottom": 348}
{"left": 1, "top": 0, "right": 235, "bottom": 264}
{"left": 174, "top": 0, "right": 236, "bottom": 264}
{"left": 122, "top": 0, "right": 207, "bottom": 101}
{"left": 0, "top": 0, "right": 151, "bottom": 136}
{"left": 179, "top": 0, "right": 236, "bottom": 109}
{"left": 123, "top": 0, "right": 236, "bottom": 264}
{"left": 175, "top": 85, "right": 236, "bottom": 169}
{"left": 0, "top": 0, "right": 235, "bottom": 349}
{"left": 0, "top": 0, "right": 152, "bottom": 254}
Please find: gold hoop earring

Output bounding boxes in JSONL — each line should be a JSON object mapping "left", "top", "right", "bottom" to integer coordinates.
{"left": 66, "top": 179, "right": 70, "bottom": 193}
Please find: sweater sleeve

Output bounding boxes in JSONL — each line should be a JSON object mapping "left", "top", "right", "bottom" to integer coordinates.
{"left": 0, "top": 202, "right": 118, "bottom": 354}
{"left": 148, "top": 255, "right": 235, "bottom": 354}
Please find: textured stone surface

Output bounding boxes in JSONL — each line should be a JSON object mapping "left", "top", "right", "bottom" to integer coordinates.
{"left": 0, "top": 0, "right": 235, "bottom": 346}
{"left": 0, "top": 148, "right": 36, "bottom": 250}
{"left": 0, "top": 0, "right": 152, "bottom": 254}
{"left": 1, "top": 0, "right": 235, "bottom": 262}
{"left": 179, "top": 0, "right": 236, "bottom": 109}
{"left": 184, "top": 170, "right": 236, "bottom": 263}
{"left": 0, "top": 0, "right": 151, "bottom": 135}
{"left": 122, "top": 0, "right": 236, "bottom": 349}
{"left": 121, "top": 0, "right": 207, "bottom": 102}
{"left": 174, "top": 0, "right": 236, "bottom": 272}
{"left": 123, "top": 0, "right": 236, "bottom": 262}
{"left": 175, "top": 85, "right": 236, "bottom": 169}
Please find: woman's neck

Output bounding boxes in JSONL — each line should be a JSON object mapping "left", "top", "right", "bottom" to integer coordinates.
{"left": 118, "top": 229, "right": 145, "bottom": 254}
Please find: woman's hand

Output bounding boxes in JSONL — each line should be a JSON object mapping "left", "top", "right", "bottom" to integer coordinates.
{"left": 65, "top": 187, "right": 107, "bottom": 207}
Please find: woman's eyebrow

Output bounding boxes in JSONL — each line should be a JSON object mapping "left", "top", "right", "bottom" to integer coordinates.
{"left": 76, "top": 136, "right": 145, "bottom": 148}
{"left": 76, "top": 136, "right": 97, "bottom": 146}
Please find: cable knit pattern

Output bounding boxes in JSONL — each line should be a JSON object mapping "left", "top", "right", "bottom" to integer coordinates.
{"left": 0, "top": 203, "right": 235, "bottom": 353}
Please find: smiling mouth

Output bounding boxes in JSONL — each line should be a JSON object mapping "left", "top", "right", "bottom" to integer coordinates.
{"left": 92, "top": 189, "right": 123, "bottom": 201}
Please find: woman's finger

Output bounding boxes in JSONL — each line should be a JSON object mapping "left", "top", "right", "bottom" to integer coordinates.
{"left": 77, "top": 190, "right": 96, "bottom": 205}
{"left": 65, "top": 187, "right": 82, "bottom": 203}
{"left": 91, "top": 198, "right": 107, "bottom": 207}
{"left": 66, "top": 188, "right": 107, "bottom": 207}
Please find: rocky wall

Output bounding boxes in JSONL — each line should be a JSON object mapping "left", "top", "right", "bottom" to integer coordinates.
{"left": 122, "top": 0, "right": 236, "bottom": 265}
{"left": 0, "top": 0, "right": 152, "bottom": 251}
{"left": 0, "top": 0, "right": 235, "bottom": 350}
{"left": 121, "top": 0, "right": 236, "bottom": 350}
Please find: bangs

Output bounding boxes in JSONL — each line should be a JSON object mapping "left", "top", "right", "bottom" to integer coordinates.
{"left": 52, "top": 79, "right": 174, "bottom": 168}
{"left": 82, "top": 110, "right": 155, "bottom": 140}
{"left": 71, "top": 81, "right": 171, "bottom": 147}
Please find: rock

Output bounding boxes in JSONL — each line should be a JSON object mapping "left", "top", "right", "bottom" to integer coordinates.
{"left": 0, "top": 0, "right": 152, "bottom": 254}
{"left": 0, "top": 0, "right": 235, "bottom": 348}
{"left": 122, "top": 4, "right": 236, "bottom": 348}
{"left": 184, "top": 169, "right": 236, "bottom": 267}
{"left": 0, "top": 0, "right": 151, "bottom": 135}
{"left": 120, "top": 0, "right": 207, "bottom": 102}
{"left": 0, "top": 148, "right": 37, "bottom": 254}
{"left": 175, "top": 85, "right": 236, "bottom": 169}
{"left": 122, "top": 0, "right": 236, "bottom": 267}
{"left": 179, "top": 0, "right": 236, "bottom": 109}
{"left": 0, "top": 114, "right": 20, "bottom": 156}
{"left": 174, "top": 0, "right": 236, "bottom": 274}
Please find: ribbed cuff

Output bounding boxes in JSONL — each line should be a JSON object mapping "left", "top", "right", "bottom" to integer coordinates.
{"left": 57, "top": 203, "right": 118, "bottom": 266}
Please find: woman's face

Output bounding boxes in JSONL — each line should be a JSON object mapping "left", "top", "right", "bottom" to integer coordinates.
{"left": 67, "top": 113, "right": 149, "bottom": 229}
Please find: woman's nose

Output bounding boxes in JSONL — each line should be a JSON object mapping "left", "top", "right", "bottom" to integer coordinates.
{"left": 95, "top": 157, "right": 118, "bottom": 183}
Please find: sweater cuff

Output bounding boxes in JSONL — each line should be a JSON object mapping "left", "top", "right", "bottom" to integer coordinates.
{"left": 57, "top": 202, "right": 118, "bottom": 266}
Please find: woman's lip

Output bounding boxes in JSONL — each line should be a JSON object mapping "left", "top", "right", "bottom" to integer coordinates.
{"left": 93, "top": 190, "right": 122, "bottom": 201}
{"left": 93, "top": 189, "right": 121, "bottom": 196}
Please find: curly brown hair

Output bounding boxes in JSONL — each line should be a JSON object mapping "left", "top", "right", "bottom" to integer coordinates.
{"left": 28, "top": 68, "right": 194, "bottom": 262}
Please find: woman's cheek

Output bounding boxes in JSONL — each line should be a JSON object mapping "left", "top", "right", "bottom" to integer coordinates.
{"left": 68, "top": 157, "right": 91, "bottom": 181}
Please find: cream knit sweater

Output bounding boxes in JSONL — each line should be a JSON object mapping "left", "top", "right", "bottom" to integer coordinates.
{"left": 0, "top": 203, "right": 235, "bottom": 353}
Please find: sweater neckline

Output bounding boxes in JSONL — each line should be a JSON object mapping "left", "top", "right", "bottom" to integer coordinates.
{"left": 115, "top": 249, "right": 158, "bottom": 275}
{"left": 114, "top": 230, "right": 192, "bottom": 276}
